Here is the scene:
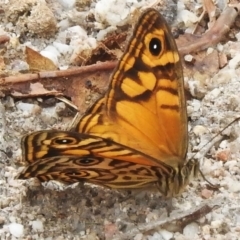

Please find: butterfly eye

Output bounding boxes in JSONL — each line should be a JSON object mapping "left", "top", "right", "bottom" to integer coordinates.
{"left": 53, "top": 137, "right": 76, "bottom": 145}
{"left": 149, "top": 37, "right": 162, "bottom": 56}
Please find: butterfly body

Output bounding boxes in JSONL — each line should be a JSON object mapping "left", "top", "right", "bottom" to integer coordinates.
{"left": 18, "top": 9, "right": 199, "bottom": 198}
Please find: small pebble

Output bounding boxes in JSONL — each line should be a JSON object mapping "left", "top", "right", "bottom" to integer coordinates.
{"left": 201, "top": 189, "right": 213, "bottom": 199}
{"left": 8, "top": 223, "right": 24, "bottom": 238}
{"left": 183, "top": 222, "right": 199, "bottom": 238}
{"left": 159, "top": 229, "right": 173, "bottom": 240}
{"left": 31, "top": 220, "right": 44, "bottom": 232}
{"left": 184, "top": 54, "right": 194, "bottom": 63}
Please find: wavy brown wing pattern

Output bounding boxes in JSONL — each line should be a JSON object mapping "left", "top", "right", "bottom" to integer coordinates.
{"left": 18, "top": 8, "right": 199, "bottom": 198}
{"left": 20, "top": 130, "right": 167, "bottom": 188}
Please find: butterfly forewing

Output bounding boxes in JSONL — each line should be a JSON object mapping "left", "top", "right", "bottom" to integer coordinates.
{"left": 77, "top": 9, "right": 188, "bottom": 167}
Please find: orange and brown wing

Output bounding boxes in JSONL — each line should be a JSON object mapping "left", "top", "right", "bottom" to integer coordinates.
{"left": 76, "top": 9, "right": 188, "bottom": 168}
{"left": 19, "top": 130, "right": 174, "bottom": 188}
{"left": 19, "top": 9, "right": 190, "bottom": 195}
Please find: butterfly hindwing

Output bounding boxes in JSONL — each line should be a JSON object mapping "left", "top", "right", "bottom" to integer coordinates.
{"left": 19, "top": 130, "right": 176, "bottom": 189}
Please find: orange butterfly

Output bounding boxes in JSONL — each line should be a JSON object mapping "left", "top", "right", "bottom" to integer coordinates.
{"left": 18, "top": 8, "right": 199, "bottom": 198}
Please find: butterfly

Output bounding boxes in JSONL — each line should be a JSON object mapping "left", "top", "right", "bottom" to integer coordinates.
{"left": 18, "top": 8, "right": 199, "bottom": 198}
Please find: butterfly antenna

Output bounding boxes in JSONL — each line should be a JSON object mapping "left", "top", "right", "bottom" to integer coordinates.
{"left": 192, "top": 117, "right": 240, "bottom": 188}
{"left": 191, "top": 117, "right": 240, "bottom": 159}
{"left": 199, "top": 169, "right": 219, "bottom": 189}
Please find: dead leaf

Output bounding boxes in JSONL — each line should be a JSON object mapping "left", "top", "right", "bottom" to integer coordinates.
{"left": 12, "top": 82, "right": 61, "bottom": 97}
{"left": 84, "top": 32, "right": 127, "bottom": 65}
{"left": 25, "top": 46, "right": 58, "bottom": 71}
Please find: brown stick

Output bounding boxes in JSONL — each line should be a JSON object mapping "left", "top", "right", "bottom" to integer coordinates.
{"left": 114, "top": 200, "right": 219, "bottom": 240}
{"left": 178, "top": 6, "right": 239, "bottom": 55}
{"left": 1, "top": 61, "right": 117, "bottom": 85}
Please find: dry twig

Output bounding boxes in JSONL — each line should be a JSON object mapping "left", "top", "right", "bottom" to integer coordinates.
{"left": 114, "top": 199, "right": 221, "bottom": 240}
{"left": 178, "top": 6, "right": 238, "bottom": 55}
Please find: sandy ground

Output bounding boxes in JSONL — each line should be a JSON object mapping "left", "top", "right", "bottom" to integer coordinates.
{"left": 1, "top": 0, "right": 240, "bottom": 239}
